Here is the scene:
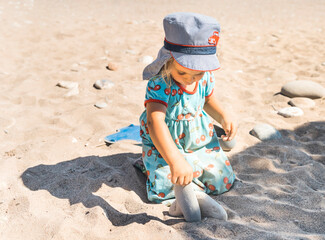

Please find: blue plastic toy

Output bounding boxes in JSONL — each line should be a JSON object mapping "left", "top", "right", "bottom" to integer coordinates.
{"left": 104, "top": 124, "right": 142, "bottom": 144}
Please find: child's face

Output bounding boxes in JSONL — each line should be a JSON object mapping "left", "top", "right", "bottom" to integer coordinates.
{"left": 170, "top": 61, "right": 205, "bottom": 86}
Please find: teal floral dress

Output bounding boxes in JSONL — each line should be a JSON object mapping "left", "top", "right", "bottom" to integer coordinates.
{"left": 139, "top": 72, "right": 235, "bottom": 203}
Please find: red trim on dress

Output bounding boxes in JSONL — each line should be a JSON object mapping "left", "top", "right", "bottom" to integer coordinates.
{"left": 165, "top": 38, "right": 217, "bottom": 47}
{"left": 170, "top": 52, "right": 221, "bottom": 72}
{"left": 144, "top": 99, "right": 168, "bottom": 108}
{"left": 205, "top": 88, "right": 214, "bottom": 98}
{"left": 174, "top": 80, "right": 198, "bottom": 95}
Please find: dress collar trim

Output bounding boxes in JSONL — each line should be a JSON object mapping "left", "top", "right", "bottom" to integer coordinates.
{"left": 174, "top": 80, "right": 198, "bottom": 95}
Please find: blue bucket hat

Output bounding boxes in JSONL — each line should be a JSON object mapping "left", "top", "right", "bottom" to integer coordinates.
{"left": 143, "top": 12, "right": 221, "bottom": 80}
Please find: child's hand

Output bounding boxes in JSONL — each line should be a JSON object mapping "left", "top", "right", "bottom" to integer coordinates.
{"left": 220, "top": 118, "right": 237, "bottom": 141}
{"left": 170, "top": 158, "right": 193, "bottom": 186}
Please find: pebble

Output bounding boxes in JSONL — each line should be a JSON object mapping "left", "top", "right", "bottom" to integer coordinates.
{"left": 277, "top": 107, "right": 304, "bottom": 118}
{"left": 94, "top": 102, "right": 108, "bottom": 109}
{"left": 139, "top": 56, "right": 154, "bottom": 65}
{"left": 57, "top": 81, "right": 78, "bottom": 89}
{"left": 281, "top": 80, "right": 325, "bottom": 99}
{"left": 70, "top": 63, "right": 79, "bottom": 72}
{"left": 93, "top": 79, "right": 114, "bottom": 90}
{"left": 250, "top": 123, "right": 282, "bottom": 141}
{"left": 214, "top": 125, "right": 236, "bottom": 151}
{"left": 65, "top": 87, "right": 79, "bottom": 97}
{"left": 288, "top": 97, "right": 315, "bottom": 109}
{"left": 125, "top": 49, "right": 136, "bottom": 55}
{"left": 57, "top": 81, "right": 79, "bottom": 97}
{"left": 219, "top": 138, "right": 237, "bottom": 151}
{"left": 107, "top": 62, "right": 118, "bottom": 71}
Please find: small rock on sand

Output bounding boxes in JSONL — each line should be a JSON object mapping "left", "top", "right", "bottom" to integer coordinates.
{"left": 93, "top": 79, "right": 114, "bottom": 90}
{"left": 281, "top": 80, "right": 325, "bottom": 99}
{"left": 70, "top": 63, "right": 79, "bottom": 72}
{"left": 57, "top": 81, "right": 79, "bottom": 97}
{"left": 125, "top": 49, "right": 136, "bottom": 55}
{"left": 107, "top": 62, "right": 118, "bottom": 71}
{"left": 139, "top": 56, "right": 153, "bottom": 65}
{"left": 288, "top": 97, "right": 315, "bottom": 109}
{"left": 277, "top": 107, "right": 304, "bottom": 118}
{"left": 57, "top": 81, "right": 78, "bottom": 90}
{"left": 65, "top": 87, "right": 79, "bottom": 97}
{"left": 94, "top": 102, "right": 108, "bottom": 109}
{"left": 250, "top": 123, "right": 282, "bottom": 141}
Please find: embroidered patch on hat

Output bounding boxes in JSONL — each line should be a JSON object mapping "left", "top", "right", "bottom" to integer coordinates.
{"left": 208, "top": 31, "right": 219, "bottom": 45}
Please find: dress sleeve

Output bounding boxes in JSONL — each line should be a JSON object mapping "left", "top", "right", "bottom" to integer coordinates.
{"left": 144, "top": 76, "right": 170, "bottom": 108}
{"left": 205, "top": 71, "right": 215, "bottom": 98}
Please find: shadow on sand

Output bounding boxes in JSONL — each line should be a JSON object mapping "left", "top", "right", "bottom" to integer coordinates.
{"left": 21, "top": 152, "right": 182, "bottom": 226}
{"left": 21, "top": 121, "right": 325, "bottom": 238}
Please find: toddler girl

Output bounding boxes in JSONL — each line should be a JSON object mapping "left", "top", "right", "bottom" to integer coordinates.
{"left": 139, "top": 12, "right": 237, "bottom": 221}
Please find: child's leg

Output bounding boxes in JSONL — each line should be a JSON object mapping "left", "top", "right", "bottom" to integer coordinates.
{"left": 169, "top": 183, "right": 228, "bottom": 221}
{"left": 195, "top": 191, "right": 228, "bottom": 220}
{"left": 169, "top": 183, "right": 201, "bottom": 222}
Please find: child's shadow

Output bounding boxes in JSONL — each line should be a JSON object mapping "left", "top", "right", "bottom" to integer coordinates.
{"left": 21, "top": 153, "right": 181, "bottom": 226}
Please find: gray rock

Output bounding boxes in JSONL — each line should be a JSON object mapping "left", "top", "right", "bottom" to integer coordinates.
{"left": 214, "top": 125, "right": 236, "bottom": 151}
{"left": 219, "top": 138, "right": 237, "bottom": 151}
{"left": 93, "top": 79, "right": 114, "bottom": 90}
{"left": 281, "top": 80, "right": 325, "bottom": 99}
{"left": 288, "top": 97, "right": 315, "bottom": 109}
{"left": 277, "top": 107, "right": 304, "bottom": 118}
{"left": 94, "top": 102, "right": 108, "bottom": 109}
{"left": 250, "top": 123, "right": 282, "bottom": 141}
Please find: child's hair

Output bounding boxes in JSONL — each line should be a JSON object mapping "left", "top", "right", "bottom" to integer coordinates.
{"left": 157, "top": 58, "right": 174, "bottom": 87}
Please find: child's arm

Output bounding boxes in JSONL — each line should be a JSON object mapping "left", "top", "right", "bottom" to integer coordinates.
{"left": 146, "top": 102, "right": 193, "bottom": 186}
{"left": 203, "top": 88, "right": 237, "bottom": 141}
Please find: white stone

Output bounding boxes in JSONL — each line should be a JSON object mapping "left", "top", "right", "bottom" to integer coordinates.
{"left": 94, "top": 102, "right": 108, "bottom": 109}
{"left": 277, "top": 107, "right": 304, "bottom": 118}
{"left": 288, "top": 97, "right": 315, "bottom": 109}
{"left": 138, "top": 56, "right": 153, "bottom": 65}
{"left": 57, "top": 81, "right": 79, "bottom": 97}
{"left": 125, "top": 49, "right": 136, "bottom": 55}
{"left": 93, "top": 79, "right": 114, "bottom": 90}
{"left": 281, "top": 80, "right": 325, "bottom": 99}
{"left": 70, "top": 63, "right": 80, "bottom": 72}
{"left": 57, "top": 81, "right": 78, "bottom": 90}
{"left": 64, "top": 87, "right": 79, "bottom": 97}
{"left": 250, "top": 123, "right": 282, "bottom": 141}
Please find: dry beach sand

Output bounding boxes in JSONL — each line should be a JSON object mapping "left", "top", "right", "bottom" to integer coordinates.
{"left": 0, "top": 0, "right": 325, "bottom": 239}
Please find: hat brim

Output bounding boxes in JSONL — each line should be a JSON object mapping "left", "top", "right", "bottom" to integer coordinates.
{"left": 142, "top": 47, "right": 171, "bottom": 80}
{"left": 142, "top": 47, "right": 220, "bottom": 80}
{"left": 170, "top": 51, "right": 220, "bottom": 72}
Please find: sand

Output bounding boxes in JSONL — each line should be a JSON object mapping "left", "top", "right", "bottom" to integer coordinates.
{"left": 0, "top": 0, "right": 324, "bottom": 239}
